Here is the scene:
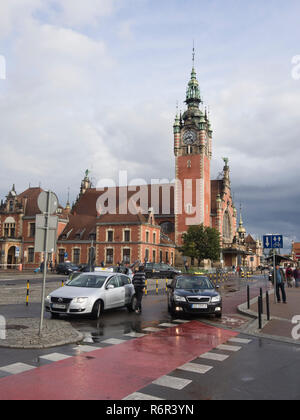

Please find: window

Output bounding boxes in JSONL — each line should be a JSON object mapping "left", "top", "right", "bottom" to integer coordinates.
{"left": 9, "top": 201, "right": 14, "bottom": 212}
{"left": 124, "top": 230, "right": 130, "bottom": 242}
{"left": 146, "top": 231, "right": 149, "bottom": 243}
{"left": 4, "top": 223, "right": 16, "bottom": 238}
{"left": 58, "top": 249, "right": 65, "bottom": 264}
{"left": 123, "top": 248, "right": 131, "bottom": 264}
{"left": 165, "top": 252, "right": 169, "bottom": 264}
{"left": 145, "top": 249, "right": 149, "bottom": 262}
{"left": 160, "top": 222, "right": 174, "bottom": 234}
{"left": 160, "top": 250, "right": 163, "bottom": 263}
{"left": 107, "top": 230, "right": 114, "bottom": 242}
{"left": 223, "top": 211, "right": 231, "bottom": 241}
{"left": 73, "top": 249, "right": 80, "bottom": 265}
{"left": 152, "top": 249, "right": 156, "bottom": 263}
{"left": 29, "top": 223, "right": 35, "bottom": 238}
{"left": 153, "top": 232, "right": 156, "bottom": 244}
{"left": 28, "top": 248, "right": 34, "bottom": 263}
{"left": 108, "top": 275, "right": 121, "bottom": 288}
{"left": 106, "top": 248, "right": 113, "bottom": 264}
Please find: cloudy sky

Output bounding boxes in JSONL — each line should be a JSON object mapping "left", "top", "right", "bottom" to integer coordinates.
{"left": 0, "top": 0, "right": 299, "bottom": 251}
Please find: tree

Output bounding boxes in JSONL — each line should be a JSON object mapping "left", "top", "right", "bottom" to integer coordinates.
{"left": 179, "top": 224, "right": 221, "bottom": 266}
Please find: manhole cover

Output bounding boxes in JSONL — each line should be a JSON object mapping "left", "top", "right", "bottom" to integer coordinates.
{"left": 6, "top": 325, "right": 29, "bottom": 331}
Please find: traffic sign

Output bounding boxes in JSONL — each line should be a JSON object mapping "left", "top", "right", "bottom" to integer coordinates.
{"left": 263, "top": 234, "right": 283, "bottom": 249}
{"left": 272, "top": 235, "right": 283, "bottom": 249}
{"left": 37, "top": 191, "right": 58, "bottom": 215}
{"left": 263, "top": 235, "right": 272, "bottom": 249}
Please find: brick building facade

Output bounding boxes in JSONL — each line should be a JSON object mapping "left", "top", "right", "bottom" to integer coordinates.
{"left": 0, "top": 59, "right": 262, "bottom": 270}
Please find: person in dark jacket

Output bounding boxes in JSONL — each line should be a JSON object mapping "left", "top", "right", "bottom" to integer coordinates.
{"left": 132, "top": 265, "right": 146, "bottom": 314}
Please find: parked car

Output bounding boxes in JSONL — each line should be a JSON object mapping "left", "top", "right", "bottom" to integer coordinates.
{"left": 167, "top": 274, "right": 222, "bottom": 318}
{"left": 144, "top": 263, "right": 181, "bottom": 279}
{"left": 45, "top": 272, "right": 136, "bottom": 319}
{"left": 56, "top": 262, "right": 80, "bottom": 275}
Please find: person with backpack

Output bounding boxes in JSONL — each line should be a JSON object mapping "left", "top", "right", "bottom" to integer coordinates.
{"left": 272, "top": 264, "right": 287, "bottom": 303}
{"left": 132, "top": 265, "right": 146, "bottom": 314}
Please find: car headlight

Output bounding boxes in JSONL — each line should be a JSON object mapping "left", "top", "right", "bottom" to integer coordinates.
{"left": 211, "top": 295, "right": 221, "bottom": 303}
{"left": 45, "top": 295, "right": 51, "bottom": 302}
{"left": 72, "top": 297, "right": 88, "bottom": 304}
{"left": 174, "top": 295, "right": 186, "bottom": 302}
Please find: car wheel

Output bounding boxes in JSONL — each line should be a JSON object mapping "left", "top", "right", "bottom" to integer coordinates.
{"left": 127, "top": 295, "right": 137, "bottom": 312}
{"left": 91, "top": 300, "right": 103, "bottom": 320}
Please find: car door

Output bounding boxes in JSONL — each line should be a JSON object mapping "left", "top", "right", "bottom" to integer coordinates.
{"left": 105, "top": 275, "right": 125, "bottom": 308}
{"left": 120, "top": 275, "right": 133, "bottom": 306}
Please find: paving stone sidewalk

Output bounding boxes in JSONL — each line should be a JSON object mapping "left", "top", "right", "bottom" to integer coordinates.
{"left": 0, "top": 317, "right": 83, "bottom": 349}
{"left": 239, "top": 286, "right": 300, "bottom": 344}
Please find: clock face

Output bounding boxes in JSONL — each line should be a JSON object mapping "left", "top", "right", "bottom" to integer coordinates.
{"left": 183, "top": 130, "right": 197, "bottom": 145}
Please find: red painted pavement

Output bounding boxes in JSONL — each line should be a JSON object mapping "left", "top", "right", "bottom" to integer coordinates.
{"left": 0, "top": 321, "right": 237, "bottom": 400}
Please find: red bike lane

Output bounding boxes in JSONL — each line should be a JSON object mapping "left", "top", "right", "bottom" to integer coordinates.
{"left": 0, "top": 321, "right": 237, "bottom": 400}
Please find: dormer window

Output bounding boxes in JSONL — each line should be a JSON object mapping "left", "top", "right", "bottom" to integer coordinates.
{"left": 9, "top": 201, "right": 14, "bottom": 212}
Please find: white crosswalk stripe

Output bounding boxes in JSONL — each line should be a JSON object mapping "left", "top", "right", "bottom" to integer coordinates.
{"left": 152, "top": 375, "right": 192, "bottom": 390}
{"left": 216, "top": 344, "right": 241, "bottom": 352}
{"left": 178, "top": 362, "right": 213, "bottom": 374}
{"left": 101, "top": 338, "right": 127, "bottom": 345}
{"left": 123, "top": 392, "right": 164, "bottom": 400}
{"left": 199, "top": 352, "right": 229, "bottom": 362}
{"left": 143, "top": 327, "right": 162, "bottom": 332}
{"left": 228, "top": 337, "right": 252, "bottom": 344}
{"left": 39, "top": 353, "right": 72, "bottom": 362}
{"left": 0, "top": 362, "right": 36, "bottom": 375}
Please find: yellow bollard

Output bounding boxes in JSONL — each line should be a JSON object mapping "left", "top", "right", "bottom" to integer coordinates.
{"left": 145, "top": 279, "right": 148, "bottom": 296}
{"left": 26, "top": 280, "right": 29, "bottom": 306}
{"left": 156, "top": 279, "right": 159, "bottom": 295}
{"left": 165, "top": 278, "right": 168, "bottom": 293}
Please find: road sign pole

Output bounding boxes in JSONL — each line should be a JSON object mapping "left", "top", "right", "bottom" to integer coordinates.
{"left": 39, "top": 191, "right": 51, "bottom": 336}
{"left": 273, "top": 250, "right": 276, "bottom": 304}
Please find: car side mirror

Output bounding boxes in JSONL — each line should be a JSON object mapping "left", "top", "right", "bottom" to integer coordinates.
{"left": 216, "top": 285, "right": 220, "bottom": 289}
{"left": 106, "top": 284, "right": 115, "bottom": 290}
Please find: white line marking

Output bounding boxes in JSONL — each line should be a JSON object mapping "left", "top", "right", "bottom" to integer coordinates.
{"left": 101, "top": 338, "right": 127, "bottom": 345}
{"left": 178, "top": 362, "right": 213, "bottom": 374}
{"left": 72, "top": 345, "right": 100, "bottom": 353}
{"left": 123, "top": 392, "right": 164, "bottom": 400}
{"left": 199, "top": 352, "right": 229, "bottom": 362}
{"left": 172, "top": 319, "right": 190, "bottom": 323}
{"left": 143, "top": 327, "right": 162, "bottom": 332}
{"left": 152, "top": 375, "right": 192, "bottom": 390}
{"left": 0, "top": 363, "right": 36, "bottom": 375}
{"left": 124, "top": 332, "right": 146, "bottom": 338}
{"left": 216, "top": 344, "right": 241, "bottom": 352}
{"left": 228, "top": 337, "right": 252, "bottom": 344}
{"left": 39, "top": 353, "right": 72, "bottom": 362}
{"left": 158, "top": 323, "right": 178, "bottom": 327}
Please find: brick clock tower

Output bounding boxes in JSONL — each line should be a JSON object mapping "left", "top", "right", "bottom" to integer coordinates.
{"left": 174, "top": 60, "right": 212, "bottom": 248}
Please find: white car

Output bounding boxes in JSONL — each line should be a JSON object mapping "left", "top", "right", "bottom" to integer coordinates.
{"left": 45, "top": 272, "right": 136, "bottom": 319}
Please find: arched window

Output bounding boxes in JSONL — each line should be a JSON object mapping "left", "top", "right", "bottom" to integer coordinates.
{"left": 160, "top": 221, "right": 175, "bottom": 234}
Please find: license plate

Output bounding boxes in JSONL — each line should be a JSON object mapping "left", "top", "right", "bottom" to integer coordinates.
{"left": 192, "top": 304, "right": 208, "bottom": 309}
{"left": 52, "top": 304, "right": 66, "bottom": 309}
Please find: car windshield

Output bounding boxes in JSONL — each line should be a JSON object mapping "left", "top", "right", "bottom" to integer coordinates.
{"left": 66, "top": 274, "right": 107, "bottom": 288}
{"left": 175, "top": 276, "right": 214, "bottom": 290}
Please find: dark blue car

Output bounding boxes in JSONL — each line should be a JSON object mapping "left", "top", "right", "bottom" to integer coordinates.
{"left": 167, "top": 275, "right": 222, "bottom": 318}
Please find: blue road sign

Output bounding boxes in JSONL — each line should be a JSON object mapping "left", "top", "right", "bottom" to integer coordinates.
{"left": 263, "top": 235, "right": 283, "bottom": 249}
{"left": 263, "top": 235, "right": 272, "bottom": 249}
{"left": 272, "top": 235, "right": 283, "bottom": 249}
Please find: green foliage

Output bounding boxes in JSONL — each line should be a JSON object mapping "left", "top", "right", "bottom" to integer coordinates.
{"left": 179, "top": 224, "right": 221, "bottom": 265}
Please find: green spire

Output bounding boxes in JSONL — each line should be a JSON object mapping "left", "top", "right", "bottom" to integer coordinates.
{"left": 185, "top": 47, "right": 201, "bottom": 108}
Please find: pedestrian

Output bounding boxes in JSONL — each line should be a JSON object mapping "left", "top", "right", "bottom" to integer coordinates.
{"left": 273, "top": 264, "right": 287, "bottom": 303}
{"left": 132, "top": 264, "right": 146, "bottom": 314}
{"left": 49, "top": 260, "right": 53, "bottom": 273}
{"left": 184, "top": 261, "right": 189, "bottom": 273}
{"left": 293, "top": 265, "right": 300, "bottom": 288}
{"left": 286, "top": 265, "right": 294, "bottom": 288}
{"left": 40, "top": 260, "right": 45, "bottom": 273}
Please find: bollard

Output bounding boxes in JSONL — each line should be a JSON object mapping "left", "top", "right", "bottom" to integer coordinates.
{"left": 145, "top": 279, "right": 148, "bottom": 296}
{"left": 260, "top": 288, "right": 263, "bottom": 314}
{"left": 247, "top": 285, "right": 250, "bottom": 309}
{"left": 266, "top": 290, "right": 270, "bottom": 321}
{"left": 62, "top": 279, "right": 65, "bottom": 287}
{"left": 258, "top": 296, "right": 262, "bottom": 329}
{"left": 165, "top": 278, "right": 168, "bottom": 293}
{"left": 156, "top": 279, "right": 159, "bottom": 295}
{"left": 26, "top": 280, "right": 29, "bottom": 306}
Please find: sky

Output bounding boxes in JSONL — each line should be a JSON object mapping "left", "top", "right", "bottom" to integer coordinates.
{"left": 0, "top": 0, "right": 299, "bottom": 252}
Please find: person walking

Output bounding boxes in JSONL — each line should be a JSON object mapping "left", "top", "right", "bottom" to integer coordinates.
{"left": 132, "top": 265, "right": 146, "bottom": 314}
{"left": 293, "top": 265, "right": 300, "bottom": 288}
{"left": 273, "top": 264, "right": 287, "bottom": 303}
{"left": 286, "top": 265, "right": 294, "bottom": 288}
